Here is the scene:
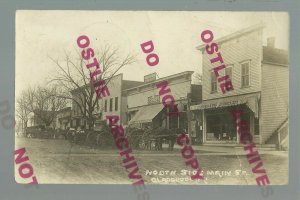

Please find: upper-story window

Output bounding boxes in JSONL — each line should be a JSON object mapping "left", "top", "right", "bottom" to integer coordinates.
{"left": 115, "top": 97, "right": 119, "bottom": 111}
{"left": 241, "top": 61, "right": 250, "bottom": 87}
{"left": 225, "top": 65, "right": 233, "bottom": 80}
{"left": 148, "top": 95, "right": 160, "bottom": 104}
{"left": 211, "top": 71, "right": 217, "bottom": 93}
{"left": 104, "top": 100, "right": 107, "bottom": 112}
{"left": 109, "top": 98, "right": 113, "bottom": 112}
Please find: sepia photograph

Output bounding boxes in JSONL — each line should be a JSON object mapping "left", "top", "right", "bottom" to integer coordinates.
{"left": 15, "top": 11, "right": 289, "bottom": 186}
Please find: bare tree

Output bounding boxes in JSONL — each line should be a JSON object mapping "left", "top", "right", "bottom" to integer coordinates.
{"left": 16, "top": 92, "right": 31, "bottom": 134}
{"left": 24, "top": 85, "right": 68, "bottom": 128}
{"left": 49, "top": 45, "right": 136, "bottom": 129}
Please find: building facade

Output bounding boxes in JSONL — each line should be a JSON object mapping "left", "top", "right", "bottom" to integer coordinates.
{"left": 191, "top": 24, "right": 288, "bottom": 146}
{"left": 125, "top": 71, "right": 202, "bottom": 139}
{"left": 71, "top": 74, "right": 143, "bottom": 129}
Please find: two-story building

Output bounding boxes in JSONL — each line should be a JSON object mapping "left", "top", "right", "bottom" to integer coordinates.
{"left": 71, "top": 74, "right": 143, "bottom": 129}
{"left": 191, "top": 23, "right": 288, "bottom": 147}
{"left": 125, "top": 71, "right": 202, "bottom": 139}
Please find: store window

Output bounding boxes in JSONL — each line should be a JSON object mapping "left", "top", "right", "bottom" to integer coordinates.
{"left": 211, "top": 71, "right": 217, "bottom": 93}
{"left": 241, "top": 61, "right": 250, "bottom": 87}
{"left": 206, "top": 110, "right": 237, "bottom": 142}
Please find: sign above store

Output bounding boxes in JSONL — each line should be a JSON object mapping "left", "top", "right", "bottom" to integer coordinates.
{"left": 191, "top": 99, "right": 246, "bottom": 110}
{"left": 144, "top": 72, "right": 157, "bottom": 83}
{"left": 190, "top": 93, "right": 260, "bottom": 113}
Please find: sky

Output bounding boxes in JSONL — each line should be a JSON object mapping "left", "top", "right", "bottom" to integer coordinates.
{"left": 16, "top": 11, "right": 289, "bottom": 99}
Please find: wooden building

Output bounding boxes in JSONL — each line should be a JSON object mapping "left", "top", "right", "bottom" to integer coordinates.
{"left": 191, "top": 24, "right": 288, "bottom": 148}
{"left": 125, "top": 71, "right": 202, "bottom": 139}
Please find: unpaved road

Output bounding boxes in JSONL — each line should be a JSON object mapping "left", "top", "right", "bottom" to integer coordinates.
{"left": 15, "top": 138, "right": 288, "bottom": 185}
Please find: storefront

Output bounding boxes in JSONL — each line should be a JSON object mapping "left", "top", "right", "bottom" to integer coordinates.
{"left": 128, "top": 102, "right": 188, "bottom": 131}
{"left": 128, "top": 104, "right": 164, "bottom": 129}
{"left": 191, "top": 92, "right": 260, "bottom": 144}
{"left": 166, "top": 99, "right": 189, "bottom": 131}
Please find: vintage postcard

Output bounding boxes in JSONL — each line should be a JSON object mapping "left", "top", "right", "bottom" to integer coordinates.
{"left": 15, "top": 11, "right": 288, "bottom": 187}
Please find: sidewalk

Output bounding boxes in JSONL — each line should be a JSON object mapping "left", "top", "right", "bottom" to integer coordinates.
{"left": 173, "top": 144, "right": 288, "bottom": 156}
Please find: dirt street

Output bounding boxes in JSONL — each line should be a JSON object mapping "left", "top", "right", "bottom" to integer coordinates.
{"left": 15, "top": 138, "right": 288, "bottom": 185}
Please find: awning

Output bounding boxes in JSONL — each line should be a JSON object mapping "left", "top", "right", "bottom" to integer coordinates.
{"left": 190, "top": 93, "right": 260, "bottom": 118}
{"left": 129, "top": 104, "right": 164, "bottom": 125}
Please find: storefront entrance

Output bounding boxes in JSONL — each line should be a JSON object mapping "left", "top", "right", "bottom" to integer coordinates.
{"left": 206, "top": 110, "right": 238, "bottom": 142}
{"left": 204, "top": 105, "right": 258, "bottom": 144}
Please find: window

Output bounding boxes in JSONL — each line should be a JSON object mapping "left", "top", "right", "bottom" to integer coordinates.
{"left": 115, "top": 97, "right": 119, "bottom": 111}
{"left": 241, "top": 61, "right": 250, "bottom": 87}
{"left": 225, "top": 65, "right": 233, "bottom": 80}
{"left": 184, "top": 105, "right": 188, "bottom": 111}
{"left": 109, "top": 98, "right": 113, "bottom": 112}
{"left": 211, "top": 71, "right": 217, "bottom": 93}
{"left": 206, "top": 112, "right": 236, "bottom": 141}
{"left": 104, "top": 100, "right": 107, "bottom": 112}
{"left": 148, "top": 95, "right": 160, "bottom": 104}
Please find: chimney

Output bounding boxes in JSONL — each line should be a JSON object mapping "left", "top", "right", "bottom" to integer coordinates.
{"left": 267, "top": 37, "right": 275, "bottom": 48}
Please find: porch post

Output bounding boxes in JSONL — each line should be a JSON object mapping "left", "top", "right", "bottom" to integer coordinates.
{"left": 202, "top": 110, "right": 206, "bottom": 143}
{"left": 187, "top": 94, "right": 192, "bottom": 138}
{"left": 236, "top": 117, "right": 239, "bottom": 144}
{"left": 250, "top": 114, "right": 254, "bottom": 137}
{"left": 177, "top": 109, "right": 180, "bottom": 128}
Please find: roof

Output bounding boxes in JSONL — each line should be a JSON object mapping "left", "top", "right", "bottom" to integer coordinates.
{"left": 197, "top": 23, "right": 265, "bottom": 50}
{"left": 122, "top": 80, "right": 144, "bottom": 90}
{"left": 123, "top": 71, "right": 194, "bottom": 92}
{"left": 70, "top": 73, "right": 143, "bottom": 93}
{"left": 262, "top": 46, "right": 288, "bottom": 66}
